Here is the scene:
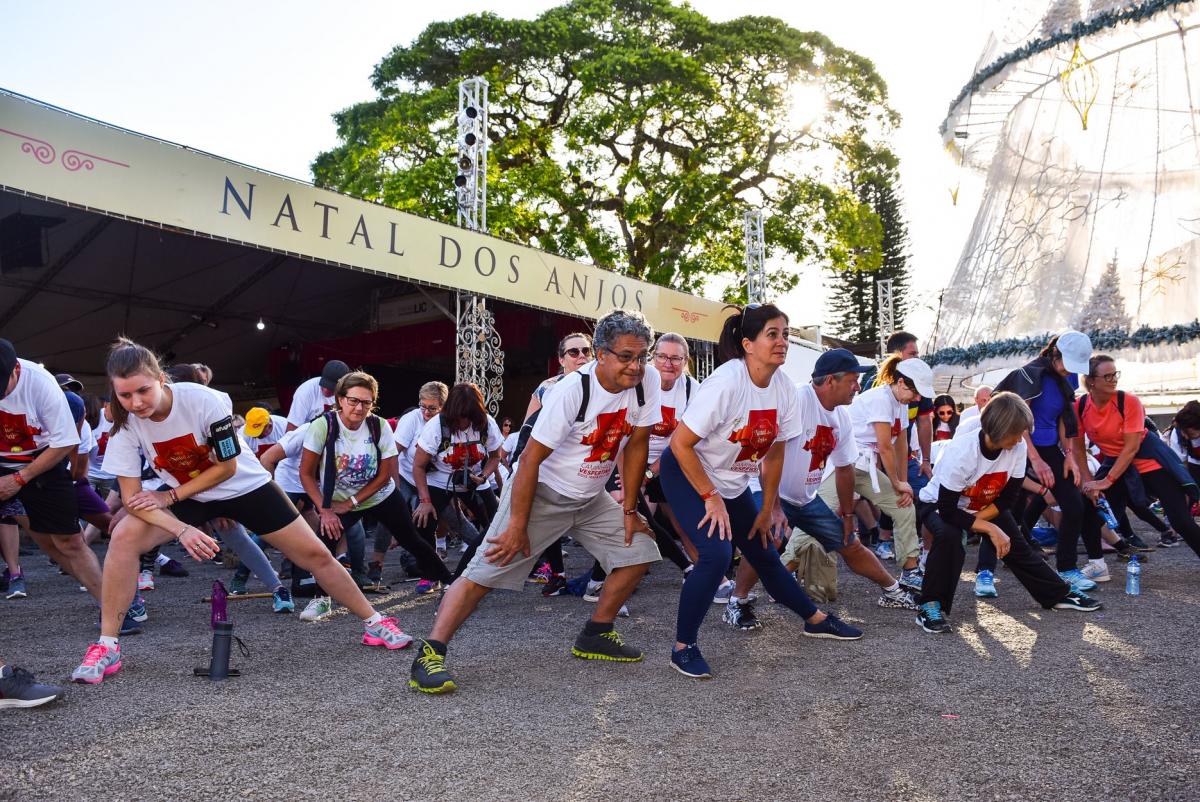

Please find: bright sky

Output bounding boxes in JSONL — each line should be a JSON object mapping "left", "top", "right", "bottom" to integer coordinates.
{"left": 2, "top": 0, "right": 993, "bottom": 342}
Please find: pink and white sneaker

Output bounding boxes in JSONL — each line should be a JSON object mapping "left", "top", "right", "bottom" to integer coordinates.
{"left": 362, "top": 617, "right": 414, "bottom": 650}
{"left": 71, "top": 643, "right": 122, "bottom": 684}
{"left": 137, "top": 570, "right": 155, "bottom": 591}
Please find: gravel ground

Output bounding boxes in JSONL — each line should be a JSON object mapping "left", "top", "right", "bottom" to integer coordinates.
{"left": 3, "top": 527, "right": 1198, "bottom": 802}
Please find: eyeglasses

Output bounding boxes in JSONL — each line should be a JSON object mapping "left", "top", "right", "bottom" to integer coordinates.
{"left": 654, "top": 353, "right": 686, "bottom": 366}
{"left": 603, "top": 347, "right": 650, "bottom": 365}
{"left": 563, "top": 346, "right": 592, "bottom": 359}
{"left": 1093, "top": 371, "right": 1121, "bottom": 383}
{"left": 343, "top": 397, "right": 374, "bottom": 408}
{"left": 418, "top": 403, "right": 441, "bottom": 413}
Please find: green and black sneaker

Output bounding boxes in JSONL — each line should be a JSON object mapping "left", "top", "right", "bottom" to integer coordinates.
{"left": 571, "top": 628, "right": 643, "bottom": 662}
{"left": 409, "top": 640, "right": 457, "bottom": 694}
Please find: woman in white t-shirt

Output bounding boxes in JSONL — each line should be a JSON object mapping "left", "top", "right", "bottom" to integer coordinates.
{"left": 412, "top": 383, "right": 503, "bottom": 580}
{"left": 659, "top": 304, "right": 863, "bottom": 679}
{"left": 914, "top": 392, "right": 1100, "bottom": 635}
{"left": 300, "top": 372, "right": 453, "bottom": 608}
{"left": 71, "top": 339, "right": 414, "bottom": 687}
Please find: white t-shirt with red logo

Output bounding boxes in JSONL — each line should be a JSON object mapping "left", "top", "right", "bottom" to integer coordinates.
{"left": 849, "top": 384, "right": 906, "bottom": 453}
{"left": 245, "top": 414, "right": 289, "bottom": 458}
{"left": 648, "top": 375, "right": 696, "bottom": 465}
{"left": 105, "top": 382, "right": 270, "bottom": 502}
{"left": 919, "top": 430, "right": 1027, "bottom": 511}
{"left": 779, "top": 383, "right": 858, "bottom": 507}
{"left": 681, "top": 359, "right": 801, "bottom": 499}
{"left": 531, "top": 361, "right": 662, "bottom": 499}
{"left": 286, "top": 376, "right": 337, "bottom": 428}
{"left": 0, "top": 359, "right": 81, "bottom": 467}
{"left": 392, "top": 407, "right": 432, "bottom": 485}
{"left": 271, "top": 422, "right": 310, "bottom": 495}
{"left": 88, "top": 413, "right": 116, "bottom": 481}
{"left": 416, "top": 413, "right": 504, "bottom": 492}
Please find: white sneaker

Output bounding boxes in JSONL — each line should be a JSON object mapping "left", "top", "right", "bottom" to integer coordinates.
{"left": 1080, "top": 561, "right": 1111, "bottom": 583}
{"left": 617, "top": 603, "right": 630, "bottom": 618}
{"left": 137, "top": 569, "right": 155, "bottom": 591}
{"left": 583, "top": 580, "right": 604, "bottom": 602}
{"left": 300, "top": 596, "right": 333, "bottom": 621}
{"left": 712, "top": 579, "right": 735, "bottom": 604}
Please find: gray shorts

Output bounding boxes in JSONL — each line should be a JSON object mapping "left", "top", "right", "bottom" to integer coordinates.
{"left": 463, "top": 481, "right": 661, "bottom": 591}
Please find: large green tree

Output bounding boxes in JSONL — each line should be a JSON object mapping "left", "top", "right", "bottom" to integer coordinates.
{"left": 314, "top": 0, "right": 897, "bottom": 296}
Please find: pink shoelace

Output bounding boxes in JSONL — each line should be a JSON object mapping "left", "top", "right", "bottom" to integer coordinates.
{"left": 80, "top": 643, "right": 112, "bottom": 666}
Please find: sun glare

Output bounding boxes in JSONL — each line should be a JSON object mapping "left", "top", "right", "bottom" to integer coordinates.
{"left": 786, "top": 81, "right": 827, "bottom": 130}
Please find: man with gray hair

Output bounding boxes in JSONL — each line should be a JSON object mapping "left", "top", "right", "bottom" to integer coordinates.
{"left": 410, "top": 309, "right": 664, "bottom": 694}
{"left": 959, "top": 385, "right": 992, "bottom": 424}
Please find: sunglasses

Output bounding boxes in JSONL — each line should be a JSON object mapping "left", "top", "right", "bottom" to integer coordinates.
{"left": 563, "top": 346, "right": 592, "bottom": 358}
{"left": 936, "top": 409, "right": 954, "bottom": 418}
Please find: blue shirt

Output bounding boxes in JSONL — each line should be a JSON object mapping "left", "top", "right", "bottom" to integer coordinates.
{"left": 1029, "top": 372, "right": 1077, "bottom": 447}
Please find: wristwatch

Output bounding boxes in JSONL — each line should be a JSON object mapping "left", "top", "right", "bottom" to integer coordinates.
{"left": 644, "top": 469, "right": 655, "bottom": 481}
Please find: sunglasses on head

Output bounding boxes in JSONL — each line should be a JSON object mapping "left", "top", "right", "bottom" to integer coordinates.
{"left": 563, "top": 346, "right": 592, "bottom": 358}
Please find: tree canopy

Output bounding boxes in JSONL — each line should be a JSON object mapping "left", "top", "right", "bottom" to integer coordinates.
{"left": 313, "top": 0, "right": 898, "bottom": 298}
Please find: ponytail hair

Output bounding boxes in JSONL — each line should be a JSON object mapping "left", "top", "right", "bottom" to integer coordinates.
{"left": 876, "top": 354, "right": 906, "bottom": 386}
{"left": 716, "top": 303, "right": 788, "bottom": 365}
{"left": 106, "top": 337, "right": 164, "bottom": 433}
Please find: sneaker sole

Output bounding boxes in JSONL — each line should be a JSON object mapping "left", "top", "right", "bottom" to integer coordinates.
{"left": 802, "top": 629, "right": 864, "bottom": 641}
{"left": 877, "top": 599, "right": 918, "bottom": 609}
{"left": 974, "top": 589, "right": 998, "bottom": 598}
{"left": 570, "top": 648, "right": 643, "bottom": 662}
{"left": 1053, "top": 601, "right": 1103, "bottom": 612}
{"left": 73, "top": 660, "right": 122, "bottom": 684}
{"left": 914, "top": 616, "right": 951, "bottom": 634}
{"left": 273, "top": 605, "right": 295, "bottom": 614}
{"left": 582, "top": 594, "right": 601, "bottom": 602}
{"left": 669, "top": 660, "right": 712, "bottom": 679}
{"left": 722, "top": 613, "right": 763, "bottom": 630}
{"left": 1083, "top": 575, "right": 1111, "bottom": 583}
{"left": 408, "top": 678, "right": 457, "bottom": 694}
{"left": 0, "top": 693, "right": 62, "bottom": 708}
{"left": 362, "top": 635, "right": 413, "bottom": 650}
{"left": 5, "top": 591, "right": 27, "bottom": 600}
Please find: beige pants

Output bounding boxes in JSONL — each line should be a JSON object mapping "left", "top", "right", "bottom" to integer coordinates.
{"left": 817, "top": 468, "right": 919, "bottom": 568}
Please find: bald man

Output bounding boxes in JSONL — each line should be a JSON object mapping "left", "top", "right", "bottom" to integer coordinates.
{"left": 959, "top": 385, "right": 992, "bottom": 423}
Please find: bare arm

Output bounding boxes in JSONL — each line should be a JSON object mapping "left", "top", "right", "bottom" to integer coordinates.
{"left": 259, "top": 443, "right": 285, "bottom": 476}
{"left": 116, "top": 475, "right": 220, "bottom": 561}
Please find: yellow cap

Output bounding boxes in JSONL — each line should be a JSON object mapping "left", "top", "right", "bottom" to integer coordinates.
{"left": 243, "top": 407, "right": 271, "bottom": 438}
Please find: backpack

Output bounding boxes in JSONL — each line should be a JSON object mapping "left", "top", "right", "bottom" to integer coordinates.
{"left": 318, "top": 410, "right": 384, "bottom": 508}
{"left": 509, "top": 372, "right": 646, "bottom": 465}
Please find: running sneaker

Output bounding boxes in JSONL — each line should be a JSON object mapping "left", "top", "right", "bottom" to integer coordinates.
{"left": 974, "top": 570, "right": 998, "bottom": 598}
{"left": 915, "top": 601, "right": 951, "bottom": 634}
{"left": 712, "top": 578, "right": 735, "bottom": 604}
{"left": 542, "top": 574, "right": 569, "bottom": 597}
{"left": 1080, "top": 561, "right": 1111, "bottom": 583}
{"left": 0, "top": 665, "right": 64, "bottom": 708}
{"left": 528, "top": 562, "right": 552, "bottom": 585}
{"left": 877, "top": 586, "right": 918, "bottom": 609}
{"left": 158, "top": 558, "right": 189, "bottom": 577}
{"left": 875, "top": 541, "right": 895, "bottom": 561}
{"left": 367, "top": 560, "right": 384, "bottom": 584}
{"left": 362, "top": 617, "right": 413, "bottom": 650}
{"left": 722, "top": 598, "right": 763, "bottom": 630}
{"left": 571, "top": 628, "right": 643, "bottom": 662}
{"left": 114, "top": 612, "right": 142, "bottom": 636}
{"left": 802, "top": 613, "right": 863, "bottom": 640}
{"left": 1158, "top": 530, "right": 1181, "bottom": 549}
{"left": 1058, "top": 568, "right": 1098, "bottom": 592}
{"left": 127, "top": 595, "right": 148, "bottom": 623}
{"left": 137, "top": 569, "right": 155, "bottom": 592}
{"left": 272, "top": 587, "right": 294, "bottom": 613}
{"left": 1125, "top": 533, "right": 1155, "bottom": 552}
{"left": 899, "top": 567, "right": 924, "bottom": 593}
{"left": 1053, "top": 590, "right": 1103, "bottom": 611}
{"left": 583, "top": 579, "right": 605, "bottom": 602}
{"left": 71, "top": 643, "right": 122, "bottom": 684}
{"left": 409, "top": 640, "right": 456, "bottom": 694}
{"left": 617, "top": 603, "right": 630, "bottom": 618}
{"left": 299, "top": 596, "right": 332, "bottom": 622}
{"left": 670, "top": 644, "right": 712, "bottom": 679}
{"left": 5, "top": 575, "right": 27, "bottom": 600}
{"left": 414, "top": 579, "right": 442, "bottom": 595}
{"left": 229, "top": 574, "right": 249, "bottom": 596}
{"left": 1116, "top": 549, "right": 1148, "bottom": 563}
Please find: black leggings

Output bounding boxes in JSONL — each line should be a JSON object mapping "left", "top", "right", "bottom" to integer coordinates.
{"left": 1101, "top": 469, "right": 1200, "bottom": 559}
{"left": 351, "top": 490, "right": 452, "bottom": 584}
{"left": 920, "top": 507, "right": 1070, "bottom": 614}
{"left": 415, "top": 485, "right": 498, "bottom": 579}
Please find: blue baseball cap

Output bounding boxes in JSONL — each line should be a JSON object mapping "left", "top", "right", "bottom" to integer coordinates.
{"left": 812, "top": 348, "right": 870, "bottom": 379}
{"left": 64, "top": 390, "right": 85, "bottom": 424}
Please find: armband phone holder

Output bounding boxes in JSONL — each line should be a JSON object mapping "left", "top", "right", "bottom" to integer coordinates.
{"left": 209, "top": 417, "right": 241, "bottom": 462}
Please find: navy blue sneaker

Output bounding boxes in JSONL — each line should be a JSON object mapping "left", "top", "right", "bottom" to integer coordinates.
{"left": 128, "top": 595, "right": 148, "bottom": 623}
{"left": 99, "top": 611, "right": 143, "bottom": 636}
{"left": 670, "top": 644, "right": 712, "bottom": 679}
{"left": 802, "top": 613, "right": 863, "bottom": 640}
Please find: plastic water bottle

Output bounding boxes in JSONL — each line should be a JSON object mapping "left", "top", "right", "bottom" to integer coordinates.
{"left": 1097, "top": 497, "right": 1120, "bottom": 531}
{"left": 1125, "top": 555, "right": 1141, "bottom": 596}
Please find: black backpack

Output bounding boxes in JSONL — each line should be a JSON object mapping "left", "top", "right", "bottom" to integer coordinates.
{"left": 318, "top": 410, "right": 384, "bottom": 508}
{"left": 509, "top": 372, "right": 647, "bottom": 464}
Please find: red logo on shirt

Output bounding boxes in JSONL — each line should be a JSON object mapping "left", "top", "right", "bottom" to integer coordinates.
{"left": 963, "top": 471, "right": 1008, "bottom": 511}
{"left": 891, "top": 418, "right": 902, "bottom": 437}
{"left": 151, "top": 433, "right": 214, "bottom": 485}
{"left": 581, "top": 409, "right": 632, "bottom": 463}
{"left": 728, "top": 409, "right": 778, "bottom": 464}
{"left": 804, "top": 425, "right": 837, "bottom": 472}
{"left": 96, "top": 431, "right": 110, "bottom": 456}
{"left": 934, "top": 429, "right": 953, "bottom": 442}
{"left": 651, "top": 406, "right": 678, "bottom": 438}
{"left": 0, "top": 412, "right": 38, "bottom": 453}
{"left": 443, "top": 442, "right": 486, "bottom": 470}
{"left": 254, "top": 442, "right": 274, "bottom": 458}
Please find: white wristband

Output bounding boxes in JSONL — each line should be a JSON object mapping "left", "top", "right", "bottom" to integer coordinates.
{"left": 349, "top": 494, "right": 359, "bottom": 507}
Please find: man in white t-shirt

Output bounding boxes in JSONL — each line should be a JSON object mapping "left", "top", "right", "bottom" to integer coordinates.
{"left": 243, "top": 407, "right": 289, "bottom": 457}
{"left": 285, "top": 360, "right": 350, "bottom": 431}
{"left": 775, "top": 349, "right": 918, "bottom": 610}
{"left": 0, "top": 339, "right": 100, "bottom": 599}
{"left": 958, "top": 385, "right": 991, "bottom": 424}
{"left": 410, "top": 310, "right": 664, "bottom": 694}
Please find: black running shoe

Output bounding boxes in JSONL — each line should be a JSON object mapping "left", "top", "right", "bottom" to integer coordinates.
{"left": 1126, "top": 533, "right": 1155, "bottom": 552}
{"left": 158, "top": 558, "right": 189, "bottom": 577}
{"left": 0, "top": 665, "right": 64, "bottom": 709}
{"left": 572, "top": 629, "right": 643, "bottom": 662}
{"left": 542, "top": 574, "right": 569, "bottom": 597}
{"left": 1053, "top": 590, "right": 1103, "bottom": 612}
{"left": 409, "top": 640, "right": 456, "bottom": 694}
{"left": 367, "top": 560, "right": 384, "bottom": 584}
{"left": 722, "top": 598, "right": 763, "bottom": 630}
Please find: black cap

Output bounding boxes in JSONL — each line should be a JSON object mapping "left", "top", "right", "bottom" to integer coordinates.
{"left": 319, "top": 360, "right": 351, "bottom": 391}
{"left": 0, "top": 339, "right": 16, "bottom": 399}
{"left": 812, "top": 348, "right": 870, "bottom": 379}
{"left": 55, "top": 372, "right": 84, "bottom": 393}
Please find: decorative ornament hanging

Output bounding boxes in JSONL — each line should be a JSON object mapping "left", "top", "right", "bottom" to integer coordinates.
{"left": 1061, "top": 40, "right": 1100, "bottom": 130}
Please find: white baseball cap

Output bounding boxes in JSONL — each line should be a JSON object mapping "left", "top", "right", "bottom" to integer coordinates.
{"left": 896, "top": 357, "right": 935, "bottom": 399}
{"left": 1055, "top": 330, "right": 1093, "bottom": 375}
